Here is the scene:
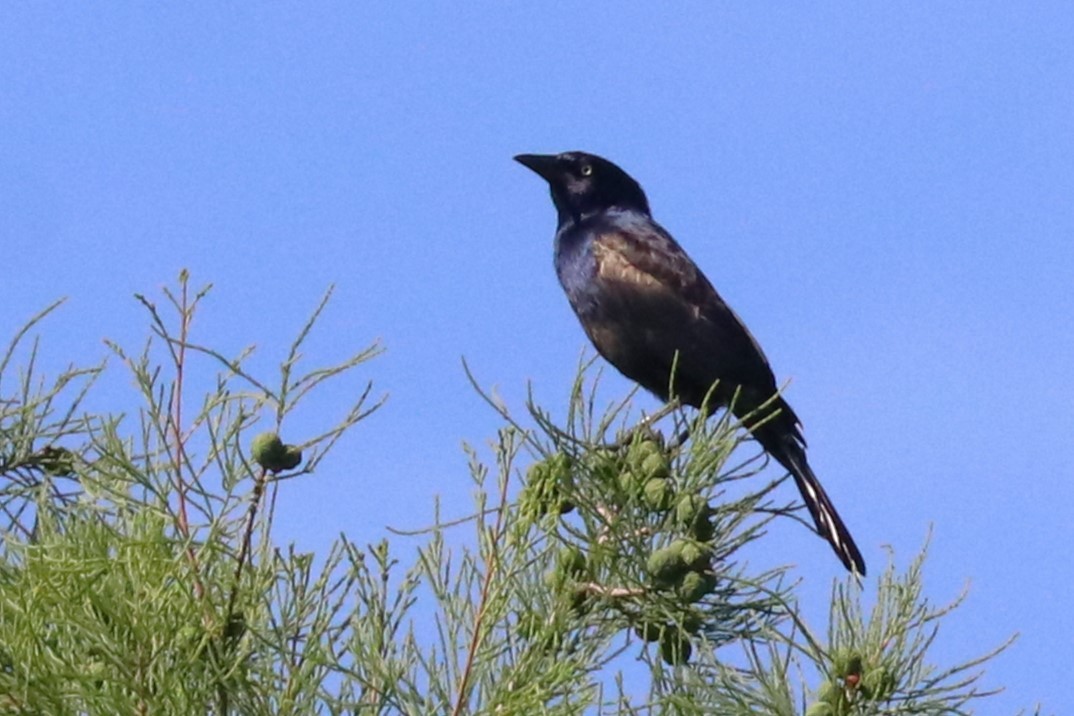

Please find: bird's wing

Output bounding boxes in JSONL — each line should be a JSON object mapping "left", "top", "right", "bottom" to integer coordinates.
{"left": 590, "top": 219, "right": 780, "bottom": 396}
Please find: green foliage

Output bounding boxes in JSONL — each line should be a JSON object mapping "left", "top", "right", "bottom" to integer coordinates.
{"left": 1, "top": 510, "right": 218, "bottom": 711}
{"left": 797, "top": 539, "right": 1019, "bottom": 715}
{"left": 0, "top": 274, "right": 1035, "bottom": 714}
{"left": 0, "top": 275, "right": 385, "bottom": 714}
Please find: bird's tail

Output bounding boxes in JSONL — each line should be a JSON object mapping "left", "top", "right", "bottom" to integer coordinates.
{"left": 779, "top": 444, "right": 866, "bottom": 575}
{"left": 749, "top": 411, "right": 866, "bottom": 575}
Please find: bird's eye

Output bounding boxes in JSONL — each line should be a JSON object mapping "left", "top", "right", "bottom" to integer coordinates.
{"left": 580, "top": 164, "right": 594, "bottom": 177}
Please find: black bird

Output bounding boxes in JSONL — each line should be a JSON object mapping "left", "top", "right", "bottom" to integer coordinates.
{"left": 515, "top": 151, "right": 866, "bottom": 575}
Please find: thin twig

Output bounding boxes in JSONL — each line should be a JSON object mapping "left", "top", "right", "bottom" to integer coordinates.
{"left": 163, "top": 273, "right": 207, "bottom": 601}
{"left": 450, "top": 457, "right": 514, "bottom": 716}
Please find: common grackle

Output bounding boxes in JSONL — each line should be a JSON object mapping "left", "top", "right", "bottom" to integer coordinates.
{"left": 515, "top": 151, "right": 866, "bottom": 575}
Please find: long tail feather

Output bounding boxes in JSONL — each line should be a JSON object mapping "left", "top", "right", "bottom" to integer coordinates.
{"left": 778, "top": 444, "right": 866, "bottom": 575}
{"left": 748, "top": 411, "right": 866, "bottom": 575}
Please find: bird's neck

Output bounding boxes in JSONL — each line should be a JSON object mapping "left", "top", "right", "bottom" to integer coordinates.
{"left": 557, "top": 204, "right": 647, "bottom": 232}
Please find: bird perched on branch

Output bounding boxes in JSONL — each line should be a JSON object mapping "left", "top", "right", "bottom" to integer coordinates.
{"left": 514, "top": 150, "right": 865, "bottom": 575}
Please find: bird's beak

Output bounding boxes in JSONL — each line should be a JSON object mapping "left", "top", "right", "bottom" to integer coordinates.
{"left": 513, "top": 153, "right": 560, "bottom": 182}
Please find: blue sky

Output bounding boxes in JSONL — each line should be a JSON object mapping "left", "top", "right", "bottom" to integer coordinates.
{"left": 3, "top": 4, "right": 1072, "bottom": 711}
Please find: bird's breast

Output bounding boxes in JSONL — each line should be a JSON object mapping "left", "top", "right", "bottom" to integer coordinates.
{"left": 553, "top": 228, "right": 601, "bottom": 314}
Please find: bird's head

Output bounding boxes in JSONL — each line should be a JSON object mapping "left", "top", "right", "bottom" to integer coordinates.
{"left": 514, "top": 151, "right": 650, "bottom": 226}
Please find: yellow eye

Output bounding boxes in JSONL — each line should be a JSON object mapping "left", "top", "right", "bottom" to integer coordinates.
{"left": 580, "top": 164, "right": 594, "bottom": 177}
